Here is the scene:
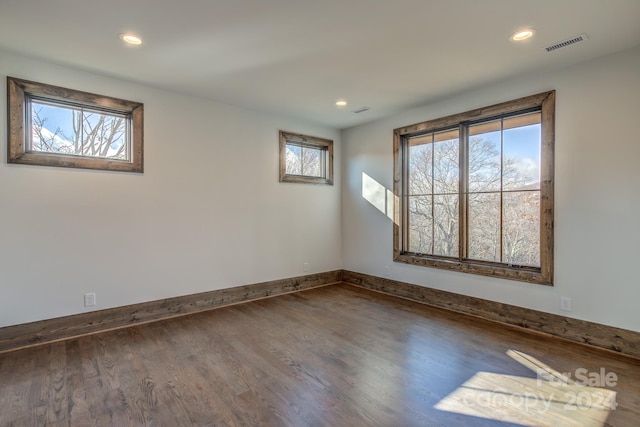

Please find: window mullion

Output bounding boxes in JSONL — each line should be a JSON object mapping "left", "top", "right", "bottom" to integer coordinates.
{"left": 126, "top": 118, "right": 131, "bottom": 159}
{"left": 26, "top": 97, "right": 33, "bottom": 151}
{"left": 430, "top": 135, "right": 435, "bottom": 255}
{"left": 499, "top": 119, "right": 505, "bottom": 264}
{"left": 459, "top": 123, "right": 469, "bottom": 261}
{"left": 80, "top": 108, "right": 85, "bottom": 156}
{"left": 403, "top": 136, "right": 411, "bottom": 252}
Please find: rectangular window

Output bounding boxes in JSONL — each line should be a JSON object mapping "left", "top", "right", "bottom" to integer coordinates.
{"left": 394, "top": 91, "right": 554, "bottom": 285}
{"left": 7, "top": 77, "right": 143, "bottom": 172}
{"left": 279, "top": 131, "right": 333, "bottom": 185}
{"left": 30, "top": 100, "right": 129, "bottom": 160}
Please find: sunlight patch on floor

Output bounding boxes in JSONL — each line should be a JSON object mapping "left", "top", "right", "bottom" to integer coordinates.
{"left": 434, "top": 350, "right": 617, "bottom": 427}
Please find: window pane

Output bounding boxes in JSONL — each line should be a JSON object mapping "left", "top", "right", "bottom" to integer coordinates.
{"left": 503, "top": 191, "right": 540, "bottom": 267}
{"left": 302, "top": 146, "right": 323, "bottom": 177}
{"left": 107, "top": 119, "right": 127, "bottom": 159}
{"left": 468, "top": 192, "right": 500, "bottom": 262}
{"left": 285, "top": 144, "right": 302, "bottom": 175}
{"left": 433, "top": 134, "right": 459, "bottom": 194}
{"left": 433, "top": 194, "right": 458, "bottom": 257}
{"left": 31, "top": 101, "right": 129, "bottom": 160}
{"left": 503, "top": 113, "right": 541, "bottom": 191}
{"left": 408, "top": 195, "right": 433, "bottom": 254}
{"left": 30, "top": 101, "right": 78, "bottom": 154}
{"left": 409, "top": 137, "right": 432, "bottom": 195}
{"left": 469, "top": 121, "right": 501, "bottom": 193}
{"left": 82, "top": 112, "right": 127, "bottom": 159}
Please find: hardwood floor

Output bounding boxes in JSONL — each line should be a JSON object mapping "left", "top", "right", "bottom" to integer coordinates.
{"left": 1, "top": 284, "right": 638, "bottom": 426}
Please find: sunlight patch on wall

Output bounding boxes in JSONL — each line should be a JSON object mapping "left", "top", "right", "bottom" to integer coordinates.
{"left": 362, "top": 172, "right": 396, "bottom": 223}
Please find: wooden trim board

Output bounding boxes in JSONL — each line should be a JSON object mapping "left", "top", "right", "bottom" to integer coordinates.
{"left": 2, "top": 268, "right": 638, "bottom": 360}
{"left": 0, "top": 270, "right": 342, "bottom": 354}
{"left": 341, "top": 270, "right": 640, "bottom": 360}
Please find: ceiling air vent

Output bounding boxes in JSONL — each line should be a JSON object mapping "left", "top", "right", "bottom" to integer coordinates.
{"left": 544, "top": 33, "right": 588, "bottom": 52}
{"left": 352, "top": 107, "right": 371, "bottom": 114}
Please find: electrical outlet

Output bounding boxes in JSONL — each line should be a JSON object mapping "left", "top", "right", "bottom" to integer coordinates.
{"left": 84, "top": 293, "right": 96, "bottom": 307}
{"left": 384, "top": 265, "right": 390, "bottom": 277}
{"left": 560, "top": 297, "right": 571, "bottom": 312}
{"left": 303, "top": 262, "right": 309, "bottom": 272}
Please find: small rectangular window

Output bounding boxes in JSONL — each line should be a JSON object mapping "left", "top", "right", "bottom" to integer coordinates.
{"left": 279, "top": 131, "right": 333, "bottom": 185}
{"left": 7, "top": 77, "right": 143, "bottom": 173}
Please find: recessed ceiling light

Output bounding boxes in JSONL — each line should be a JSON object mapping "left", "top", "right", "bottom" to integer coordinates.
{"left": 119, "top": 33, "right": 143, "bottom": 46}
{"left": 510, "top": 28, "right": 536, "bottom": 42}
{"left": 336, "top": 99, "right": 347, "bottom": 107}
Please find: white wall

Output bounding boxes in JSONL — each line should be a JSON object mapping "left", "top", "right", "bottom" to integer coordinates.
{"left": 0, "top": 49, "right": 342, "bottom": 327}
{"left": 342, "top": 46, "right": 640, "bottom": 332}
{"left": 3, "top": 45, "right": 638, "bottom": 333}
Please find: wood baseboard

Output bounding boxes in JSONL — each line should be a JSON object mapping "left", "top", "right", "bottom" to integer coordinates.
{"left": 0, "top": 270, "right": 342, "bottom": 354}
{"left": 3, "top": 268, "right": 637, "bottom": 360}
{"left": 341, "top": 270, "right": 640, "bottom": 360}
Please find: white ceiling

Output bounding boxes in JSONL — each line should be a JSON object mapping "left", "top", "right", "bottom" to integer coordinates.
{"left": 1, "top": 0, "right": 639, "bottom": 129}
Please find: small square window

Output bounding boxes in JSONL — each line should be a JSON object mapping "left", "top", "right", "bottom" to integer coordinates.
{"left": 279, "top": 131, "right": 333, "bottom": 185}
{"left": 7, "top": 77, "right": 143, "bottom": 173}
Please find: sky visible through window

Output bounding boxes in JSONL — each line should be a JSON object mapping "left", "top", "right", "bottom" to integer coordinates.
{"left": 500, "top": 124, "right": 540, "bottom": 183}
{"left": 31, "top": 100, "right": 127, "bottom": 159}
{"left": 469, "top": 121, "right": 541, "bottom": 188}
{"left": 407, "top": 117, "right": 542, "bottom": 266}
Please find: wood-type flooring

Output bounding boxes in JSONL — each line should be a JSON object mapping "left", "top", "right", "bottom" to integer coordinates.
{"left": 1, "top": 284, "right": 638, "bottom": 426}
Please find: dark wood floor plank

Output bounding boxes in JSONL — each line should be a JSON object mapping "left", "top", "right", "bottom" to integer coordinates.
{"left": 229, "top": 327, "right": 339, "bottom": 427}
{"left": 44, "top": 341, "right": 69, "bottom": 426}
{"left": 63, "top": 341, "right": 89, "bottom": 427}
{"left": 132, "top": 322, "right": 232, "bottom": 426}
{"left": 228, "top": 301, "right": 401, "bottom": 425}
{"left": 0, "top": 342, "right": 40, "bottom": 425}
{"left": 90, "top": 331, "right": 135, "bottom": 425}
{"left": 74, "top": 335, "right": 115, "bottom": 427}
{"left": 0, "top": 284, "right": 638, "bottom": 426}
{"left": 173, "top": 315, "right": 258, "bottom": 425}
{"left": 25, "top": 345, "right": 51, "bottom": 426}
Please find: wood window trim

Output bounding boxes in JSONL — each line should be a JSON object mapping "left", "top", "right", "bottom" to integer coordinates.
{"left": 279, "top": 130, "right": 333, "bottom": 185}
{"left": 7, "top": 77, "right": 144, "bottom": 173}
{"left": 393, "top": 91, "right": 555, "bottom": 285}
